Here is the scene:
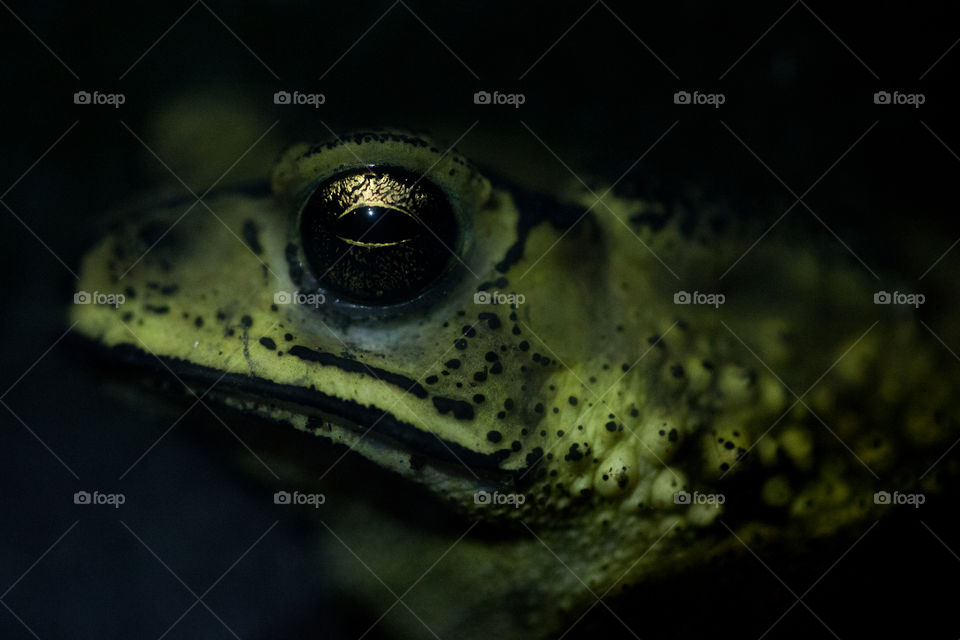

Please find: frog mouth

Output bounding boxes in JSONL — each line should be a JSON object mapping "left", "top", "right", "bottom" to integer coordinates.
{"left": 72, "top": 336, "right": 518, "bottom": 482}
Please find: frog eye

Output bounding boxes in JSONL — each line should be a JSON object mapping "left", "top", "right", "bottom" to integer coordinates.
{"left": 298, "top": 166, "right": 458, "bottom": 305}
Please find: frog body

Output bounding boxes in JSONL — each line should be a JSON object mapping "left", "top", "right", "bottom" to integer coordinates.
{"left": 72, "top": 132, "right": 960, "bottom": 638}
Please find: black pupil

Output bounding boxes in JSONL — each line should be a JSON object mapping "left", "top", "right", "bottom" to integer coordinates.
{"left": 299, "top": 167, "right": 458, "bottom": 305}
{"left": 333, "top": 206, "right": 423, "bottom": 246}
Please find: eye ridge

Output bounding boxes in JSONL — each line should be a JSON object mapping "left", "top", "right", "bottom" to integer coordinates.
{"left": 298, "top": 166, "right": 459, "bottom": 305}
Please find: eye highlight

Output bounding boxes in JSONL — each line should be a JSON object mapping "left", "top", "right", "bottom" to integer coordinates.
{"left": 298, "top": 166, "right": 458, "bottom": 305}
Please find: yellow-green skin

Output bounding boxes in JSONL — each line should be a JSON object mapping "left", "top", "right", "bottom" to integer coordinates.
{"left": 72, "top": 132, "right": 959, "bottom": 638}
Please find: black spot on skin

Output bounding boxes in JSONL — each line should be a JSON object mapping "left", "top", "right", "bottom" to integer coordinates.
{"left": 621, "top": 363, "right": 630, "bottom": 372}
{"left": 487, "top": 430, "right": 503, "bottom": 443}
{"left": 504, "top": 398, "right": 514, "bottom": 410}
{"left": 512, "top": 326, "right": 521, "bottom": 335}
{"left": 605, "top": 421, "right": 617, "bottom": 432}
{"left": 478, "top": 312, "right": 501, "bottom": 329}
{"left": 725, "top": 441, "right": 735, "bottom": 450}
{"left": 702, "top": 360, "right": 715, "bottom": 370}
{"left": 289, "top": 345, "right": 428, "bottom": 398}
{"left": 473, "top": 394, "right": 485, "bottom": 404}
{"left": 671, "top": 364, "right": 685, "bottom": 378}
{"left": 668, "top": 429, "right": 678, "bottom": 442}
{"left": 243, "top": 219, "right": 263, "bottom": 254}
{"left": 490, "top": 362, "right": 504, "bottom": 374}
{"left": 511, "top": 441, "right": 522, "bottom": 452}
{"left": 124, "top": 286, "right": 136, "bottom": 298}
{"left": 474, "top": 368, "right": 488, "bottom": 382}
{"left": 519, "top": 341, "right": 530, "bottom": 351}
{"left": 194, "top": 316, "right": 204, "bottom": 328}
{"left": 462, "top": 326, "right": 477, "bottom": 338}
{"left": 285, "top": 333, "right": 294, "bottom": 342}
{"left": 630, "top": 407, "right": 639, "bottom": 417}
{"left": 425, "top": 375, "right": 439, "bottom": 384}
{"left": 145, "top": 305, "right": 169, "bottom": 314}
{"left": 122, "top": 312, "right": 133, "bottom": 322}
{"left": 491, "top": 178, "right": 585, "bottom": 273}
{"left": 525, "top": 447, "right": 544, "bottom": 469}
{"left": 433, "top": 396, "right": 475, "bottom": 420}
{"left": 454, "top": 338, "right": 467, "bottom": 350}
{"left": 485, "top": 351, "right": 499, "bottom": 362}
{"left": 534, "top": 403, "right": 544, "bottom": 413}
{"left": 445, "top": 358, "right": 461, "bottom": 369}
{"left": 259, "top": 337, "right": 276, "bottom": 350}
{"left": 160, "top": 284, "right": 179, "bottom": 295}
{"left": 497, "top": 411, "right": 506, "bottom": 419}
{"left": 565, "top": 444, "right": 584, "bottom": 462}
{"left": 241, "top": 315, "right": 253, "bottom": 328}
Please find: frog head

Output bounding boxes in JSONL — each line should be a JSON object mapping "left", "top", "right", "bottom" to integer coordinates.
{"left": 71, "top": 130, "right": 960, "bottom": 631}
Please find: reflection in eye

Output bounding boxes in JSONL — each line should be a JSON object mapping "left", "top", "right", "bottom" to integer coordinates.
{"left": 299, "top": 167, "right": 458, "bottom": 305}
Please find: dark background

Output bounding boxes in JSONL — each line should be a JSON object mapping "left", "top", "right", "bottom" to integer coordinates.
{"left": 1, "top": 1, "right": 959, "bottom": 638}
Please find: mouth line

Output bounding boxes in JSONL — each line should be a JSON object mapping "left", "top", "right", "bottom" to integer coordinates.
{"left": 70, "top": 336, "right": 516, "bottom": 478}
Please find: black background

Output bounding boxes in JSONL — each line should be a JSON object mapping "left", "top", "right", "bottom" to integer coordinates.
{"left": 1, "top": 1, "right": 959, "bottom": 638}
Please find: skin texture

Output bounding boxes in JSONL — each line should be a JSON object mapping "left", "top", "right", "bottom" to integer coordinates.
{"left": 72, "top": 132, "right": 960, "bottom": 638}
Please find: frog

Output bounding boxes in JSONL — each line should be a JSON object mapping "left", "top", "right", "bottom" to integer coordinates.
{"left": 71, "top": 130, "right": 960, "bottom": 638}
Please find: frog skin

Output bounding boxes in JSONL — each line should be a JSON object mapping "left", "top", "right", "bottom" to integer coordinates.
{"left": 72, "top": 131, "right": 959, "bottom": 638}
